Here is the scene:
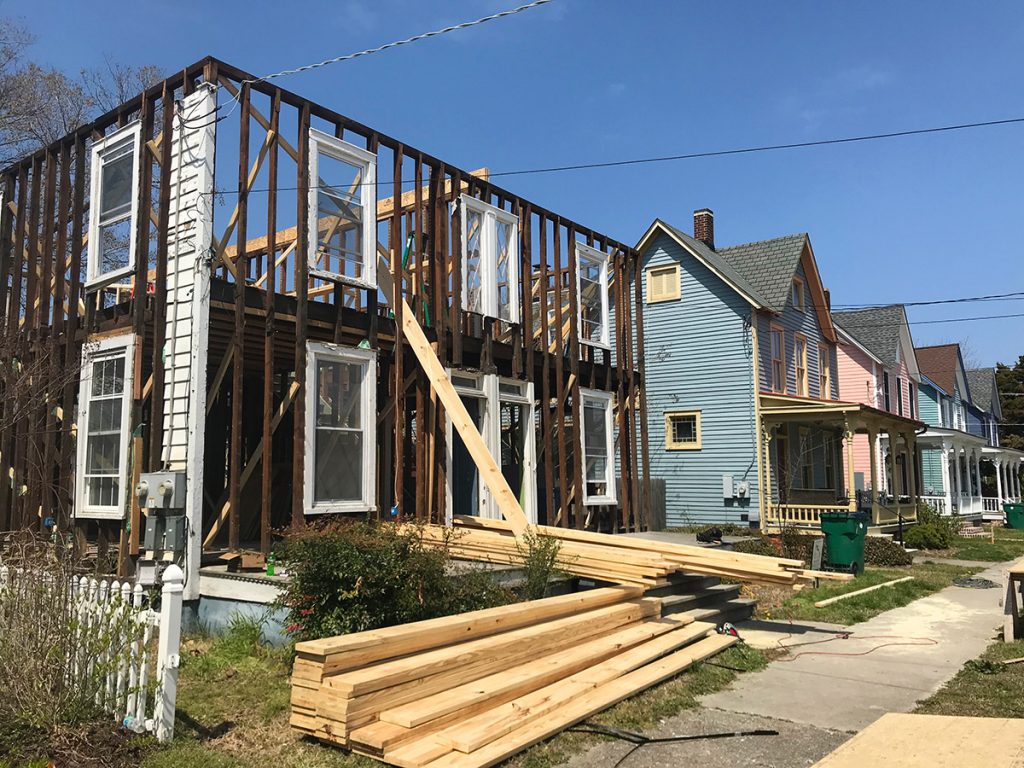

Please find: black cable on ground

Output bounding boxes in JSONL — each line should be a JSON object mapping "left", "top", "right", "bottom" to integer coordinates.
{"left": 568, "top": 723, "right": 779, "bottom": 768}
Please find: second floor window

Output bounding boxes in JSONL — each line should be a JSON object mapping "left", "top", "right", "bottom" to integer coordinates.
{"left": 308, "top": 130, "right": 377, "bottom": 290}
{"left": 818, "top": 344, "right": 831, "bottom": 399}
{"left": 791, "top": 277, "right": 805, "bottom": 312}
{"left": 883, "top": 371, "right": 891, "bottom": 412}
{"left": 581, "top": 389, "right": 616, "bottom": 505}
{"left": 576, "top": 243, "right": 610, "bottom": 348}
{"left": 896, "top": 377, "right": 904, "bottom": 416}
{"left": 770, "top": 326, "right": 785, "bottom": 393}
{"left": 794, "top": 334, "right": 808, "bottom": 397}
{"left": 461, "top": 195, "right": 520, "bottom": 323}
{"left": 909, "top": 382, "right": 917, "bottom": 419}
{"left": 88, "top": 123, "right": 142, "bottom": 288}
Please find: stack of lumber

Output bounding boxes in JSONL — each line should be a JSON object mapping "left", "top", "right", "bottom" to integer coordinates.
{"left": 412, "top": 516, "right": 850, "bottom": 587}
{"left": 290, "top": 585, "right": 736, "bottom": 768}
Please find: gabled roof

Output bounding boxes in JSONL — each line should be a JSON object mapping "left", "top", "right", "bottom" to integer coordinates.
{"left": 832, "top": 306, "right": 904, "bottom": 366}
{"left": 916, "top": 344, "right": 964, "bottom": 397}
{"left": 716, "top": 234, "right": 808, "bottom": 313}
{"left": 635, "top": 219, "right": 770, "bottom": 309}
{"left": 966, "top": 368, "right": 1000, "bottom": 416}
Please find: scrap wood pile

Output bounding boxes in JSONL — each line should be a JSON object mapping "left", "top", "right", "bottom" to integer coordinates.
{"left": 290, "top": 585, "right": 736, "bottom": 768}
{"left": 411, "top": 515, "right": 850, "bottom": 588}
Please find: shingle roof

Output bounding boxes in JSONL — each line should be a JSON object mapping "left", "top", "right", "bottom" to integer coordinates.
{"left": 966, "top": 368, "right": 996, "bottom": 412}
{"left": 716, "top": 233, "right": 808, "bottom": 313}
{"left": 915, "top": 344, "right": 960, "bottom": 396}
{"left": 832, "top": 305, "right": 906, "bottom": 366}
{"left": 655, "top": 220, "right": 772, "bottom": 308}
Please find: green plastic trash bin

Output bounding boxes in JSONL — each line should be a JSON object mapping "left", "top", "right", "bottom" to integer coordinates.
{"left": 1005, "top": 503, "right": 1024, "bottom": 530}
{"left": 820, "top": 511, "right": 868, "bottom": 575}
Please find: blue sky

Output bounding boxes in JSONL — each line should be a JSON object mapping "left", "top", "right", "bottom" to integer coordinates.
{"left": 6, "top": 0, "right": 1022, "bottom": 366}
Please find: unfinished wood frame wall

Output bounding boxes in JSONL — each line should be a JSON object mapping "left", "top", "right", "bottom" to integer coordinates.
{"left": 0, "top": 57, "right": 651, "bottom": 570}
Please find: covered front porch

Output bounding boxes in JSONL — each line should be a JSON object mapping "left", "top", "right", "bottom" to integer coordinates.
{"left": 917, "top": 430, "right": 1022, "bottom": 519}
{"left": 758, "top": 394, "right": 923, "bottom": 532}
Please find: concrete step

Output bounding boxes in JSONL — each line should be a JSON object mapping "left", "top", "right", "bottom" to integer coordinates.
{"left": 658, "top": 583, "right": 743, "bottom": 616}
{"left": 683, "top": 598, "right": 757, "bottom": 627}
{"left": 644, "top": 575, "right": 720, "bottom": 598}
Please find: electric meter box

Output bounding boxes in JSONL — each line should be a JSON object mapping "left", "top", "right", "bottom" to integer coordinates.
{"left": 136, "top": 471, "right": 187, "bottom": 512}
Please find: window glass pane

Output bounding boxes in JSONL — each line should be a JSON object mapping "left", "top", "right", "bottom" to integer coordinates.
{"left": 465, "top": 208, "right": 484, "bottom": 313}
{"left": 671, "top": 415, "right": 696, "bottom": 444}
{"left": 99, "top": 142, "right": 134, "bottom": 223}
{"left": 88, "top": 477, "right": 119, "bottom": 508}
{"left": 495, "top": 217, "right": 514, "bottom": 321}
{"left": 314, "top": 430, "right": 363, "bottom": 502}
{"left": 315, "top": 360, "right": 361, "bottom": 429}
{"left": 315, "top": 151, "right": 365, "bottom": 282}
{"left": 579, "top": 254, "right": 604, "bottom": 343}
{"left": 91, "top": 357, "right": 125, "bottom": 397}
{"left": 583, "top": 397, "right": 608, "bottom": 484}
{"left": 99, "top": 218, "right": 132, "bottom": 276}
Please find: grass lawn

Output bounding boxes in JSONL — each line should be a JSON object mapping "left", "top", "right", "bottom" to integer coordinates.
{"left": 752, "top": 562, "right": 980, "bottom": 626}
{"left": 141, "top": 619, "right": 770, "bottom": 768}
{"left": 947, "top": 527, "right": 1024, "bottom": 562}
{"left": 915, "top": 639, "right": 1024, "bottom": 718}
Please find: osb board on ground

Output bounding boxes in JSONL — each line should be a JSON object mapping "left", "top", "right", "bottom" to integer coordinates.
{"left": 811, "top": 713, "right": 1024, "bottom": 768}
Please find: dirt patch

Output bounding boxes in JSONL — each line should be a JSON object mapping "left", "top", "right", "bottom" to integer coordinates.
{"left": 1, "top": 720, "right": 153, "bottom": 768}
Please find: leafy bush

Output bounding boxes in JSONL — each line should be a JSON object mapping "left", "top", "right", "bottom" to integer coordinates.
{"left": 730, "top": 536, "right": 780, "bottom": 558}
{"left": 864, "top": 535, "right": 913, "bottom": 566}
{"left": 779, "top": 528, "right": 814, "bottom": 563}
{"left": 515, "top": 528, "right": 564, "bottom": 601}
{"left": 278, "top": 520, "right": 514, "bottom": 643}
{"left": 905, "top": 522, "right": 953, "bottom": 550}
{"left": 0, "top": 532, "right": 140, "bottom": 738}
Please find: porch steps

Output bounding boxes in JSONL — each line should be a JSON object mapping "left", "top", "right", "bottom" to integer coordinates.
{"left": 643, "top": 576, "right": 755, "bottom": 625}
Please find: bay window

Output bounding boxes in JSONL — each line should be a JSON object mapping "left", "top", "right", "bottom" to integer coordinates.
{"left": 305, "top": 343, "right": 377, "bottom": 514}
{"left": 308, "top": 130, "right": 377, "bottom": 289}
{"left": 87, "top": 123, "right": 142, "bottom": 287}
{"left": 460, "top": 195, "right": 520, "bottom": 322}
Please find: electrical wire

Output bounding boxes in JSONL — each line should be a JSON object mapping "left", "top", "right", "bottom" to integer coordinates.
{"left": 566, "top": 723, "right": 779, "bottom": 768}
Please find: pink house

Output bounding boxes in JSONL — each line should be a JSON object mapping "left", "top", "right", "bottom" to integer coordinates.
{"left": 832, "top": 305, "right": 923, "bottom": 507}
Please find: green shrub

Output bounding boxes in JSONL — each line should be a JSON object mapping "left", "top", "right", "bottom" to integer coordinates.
{"left": 905, "top": 522, "right": 953, "bottom": 550}
{"left": 515, "top": 528, "right": 564, "bottom": 601}
{"left": 864, "top": 535, "right": 913, "bottom": 566}
{"left": 278, "top": 520, "right": 515, "bottom": 643}
{"left": 779, "top": 528, "right": 814, "bottom": 564}
{"left": 730, "top": 536, "right": 780, "bottom": 558}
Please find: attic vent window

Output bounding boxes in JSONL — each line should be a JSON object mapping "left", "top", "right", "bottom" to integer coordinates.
{"left": 308, "top": 129, "right": 377, "bottom": 290}
{"left": 665, "top": 411, "right": 701, "bottom": 450}
{"left": 791, "top": 277, "right": 806, "bottom": 312}
{"left": 646, "top": 263, "right": 680, "bottom": 303}
{"left": 460, "top": 195, "right": 520, "bottom": 322}
{"left": 87, "top": 123, "right": 142, "bottom": 288}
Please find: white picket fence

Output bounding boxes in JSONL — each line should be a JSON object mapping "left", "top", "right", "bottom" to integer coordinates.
{"left": 0, "top": 563, "right": 183, "bottom": 742}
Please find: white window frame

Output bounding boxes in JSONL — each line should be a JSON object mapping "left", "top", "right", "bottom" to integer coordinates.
{"left": 818, "top": 343, "right": 831, "bottom": 400}
{"left": 794, "top": 333, "right": 808, "bottom": 397}
{"left": 580, "top": 388, "right": 617, "bottom": 506}
{"left": 86, "top": 123, "right": 142, "bottom": 289}
{"left": 74, "top": 334, "right": 135, "bottom": 520}
{"left": 444, "top": 372, "right": 537, "bottom": 524}
{"left": 459, "top": 195, "right": 520, "bottom": 322}
{"left": 304, "top": 342, "right": 377, "bottom": 515}
{"left": 575, "top": 242, "right": 610, "bottom": 349}
{"left": 791, "top": 277, "right": 806, "bottom": 312}
{"left": 307, "top": 129, "right": 378, "bottom": 290}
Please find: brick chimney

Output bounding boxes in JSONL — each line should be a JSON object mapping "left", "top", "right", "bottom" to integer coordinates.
{"left": 693, "top": 208, "right": 714, "bottom": 250}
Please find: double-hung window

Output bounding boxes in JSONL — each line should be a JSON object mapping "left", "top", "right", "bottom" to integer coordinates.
{"left": 909, "top": 382, "right": 917, "bottom": 419}
{"left": 460, "top": 195, "right": 520, "bottom": 322}
{"left": 580, "top": 389, "right": 616, "bottom": 505}
{"left": 794, "top": 334, "right": 808, "bottom": 397}
{"left": 87, "top": 123, "right": 142, "bottom": 288}
{"left": 308, "top": 129, "right": 377, "bottom": 289}
{"left": 883, "top": 371, "right": 892, "bottom": 412}
{"left": 791, "top": 277, "right": 805, "bottom": 312}
{"left": 75, "top": 335, "right": 134, "bottom": 519}
{"left": 818, "top": 344, "right": 831, "bottom": 399}
{"left": 896, "top": 377, "right": 904, "bottom": 416}
{"left": 770, "top": 325, "right": 785, "bottom": 393}
{"left": 305, "top": 343, "right": 377, "bottom": 514}
{"left": 575, "top": 243, "right": 610, "bottom": 348}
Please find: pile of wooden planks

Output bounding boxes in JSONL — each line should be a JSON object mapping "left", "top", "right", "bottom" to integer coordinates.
{"left": 409, "top": 516, "right": 849, "bottom": 588}
{"left": 290, "top": 585, "right": 736, "bottom": 767}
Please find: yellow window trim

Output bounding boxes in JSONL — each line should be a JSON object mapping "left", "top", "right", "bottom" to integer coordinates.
{"left": 665, "top": 410, "right": 702, "bottom": 450}
{"left": 646, "top": 263, "right": 681, "bottom": 303}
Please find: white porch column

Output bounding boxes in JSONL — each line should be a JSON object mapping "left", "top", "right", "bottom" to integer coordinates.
{"left": 1015, "top": 460, "right": 1022, "bottom": 500}
{"left": 996, "top": 459, "right": 1005, "bottom": 503}
{"left": 905, "top": 432, "right": 918, "bottom": 507}
{"left": 940, "top": 442, "right": 953, "bottom": 514}
{"left": 952, "top": 446, "right": 962, "bottom": 511}
{"left": 868, "top": 429, "right": 879, "bottom": 507}
{"left": 844, "top": 419, "right": 857, "bottom": 512}
{"left": 974, "top": 451, "right": 983, "bottom": 501}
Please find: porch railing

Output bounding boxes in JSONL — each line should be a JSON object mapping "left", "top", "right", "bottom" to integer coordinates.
{"left": 983, "top": 497, "right": 1002, "bottom": 513}
{"left": 921, "top": 495, "right": 947, "bottom": 515}
{"left": 763, "top": 503, "right": 850, "bottom": 528}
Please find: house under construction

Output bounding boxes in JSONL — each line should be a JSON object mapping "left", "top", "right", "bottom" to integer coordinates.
{"left": 0, "top": 57, "right": 651, "bottom": 598}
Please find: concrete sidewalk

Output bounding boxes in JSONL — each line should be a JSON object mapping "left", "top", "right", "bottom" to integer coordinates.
{"left": 700, "top": 560, "right": 1012, "bottom": 731}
